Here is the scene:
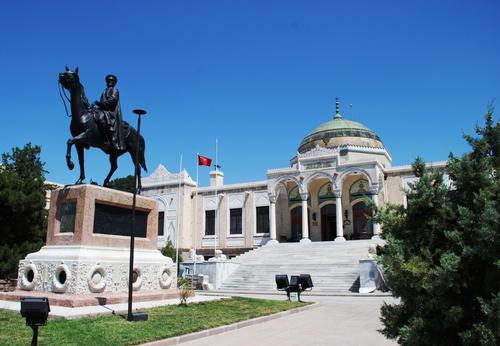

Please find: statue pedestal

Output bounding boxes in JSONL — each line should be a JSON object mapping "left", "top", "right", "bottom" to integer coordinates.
{"left": 14, "top": 185, "right": 176, "bottom": 302}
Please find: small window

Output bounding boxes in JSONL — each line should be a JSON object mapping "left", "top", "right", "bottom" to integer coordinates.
{"left": 158, "top": 211, "right": 164, "bottom": 236}
{"left": 205, "top": 210, "right": 215, "bottom": 236}
{"left": 256, "top": 206, "right": 269, "bottom": 234}
{"left": 229, "top": 208, "right": 242, "bottom": 235}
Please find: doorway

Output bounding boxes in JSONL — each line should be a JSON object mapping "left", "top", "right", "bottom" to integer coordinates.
{"left": 290, "top": 206, "right": 310, "bottom": 242}
{"left": 352, "top": 201, "right": 373, "bottom": 239}
{"left": 320, "top": 204, "right": 336, "bottom": 241}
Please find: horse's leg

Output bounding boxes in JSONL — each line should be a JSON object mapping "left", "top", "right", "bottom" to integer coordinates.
{"left": 75, "top": 144, "right": 85, "bottom": 184}
{"left": 66, "top": 139, "right": 75, "bottom": 170}
{"left": 103, "top": 154, "right": 118, "bottom": 187}
{"left": 67, "top": 131, "right": 92, "bottom": 184}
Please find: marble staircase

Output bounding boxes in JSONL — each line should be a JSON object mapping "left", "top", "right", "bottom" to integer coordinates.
{"left": 218, "top": 240, "right": 382, "bottom": 294}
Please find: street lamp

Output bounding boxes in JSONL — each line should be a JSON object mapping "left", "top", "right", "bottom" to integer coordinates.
{"left": 127, "top": 108, "right": 148, "bottom": 322}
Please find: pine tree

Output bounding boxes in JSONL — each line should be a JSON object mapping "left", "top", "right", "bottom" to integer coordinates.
{"left": 376, "top": 108, "right": 499, "bottom": 345}
{"left": 108, "top": 175, "right": 135, "bottom": 193}
{"left": 0, "top": 143, "right": 49, "bottom": 278}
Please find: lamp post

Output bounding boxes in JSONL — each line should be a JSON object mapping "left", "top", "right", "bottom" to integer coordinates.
{"left": 127, "top": 108, "right": 148, "bottom": 322}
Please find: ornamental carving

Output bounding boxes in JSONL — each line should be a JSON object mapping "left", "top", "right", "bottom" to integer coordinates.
{"left": 298, "top": 145, "right": 338, "bottom": 159}
{"left": 318, "top": 182, "right": 337, "bottom": 201}
{"left": 349, "top": 179, "right": 371, "bottom": 202}
{"left": 142, "top": 164, "right": 195, "bottom": 186}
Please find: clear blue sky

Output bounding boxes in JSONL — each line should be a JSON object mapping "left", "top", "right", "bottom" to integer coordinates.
{"left": 1, "top": 1, "right": 498, "bottom": 186}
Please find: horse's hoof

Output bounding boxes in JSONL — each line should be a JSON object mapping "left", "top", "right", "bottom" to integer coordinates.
{"left": 68, "top": 161, "right": 74, "bottom": 170}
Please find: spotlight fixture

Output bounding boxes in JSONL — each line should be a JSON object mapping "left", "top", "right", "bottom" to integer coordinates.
{"left": 20, "top": 297, "right": 50, "bottom": 346}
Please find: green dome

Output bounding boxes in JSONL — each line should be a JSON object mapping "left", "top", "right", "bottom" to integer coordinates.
{"left": 308, "top": 118, "right": 373, "bottom": 135}
{"left": 298, "top": 115, "right": 384, "bottom": 154}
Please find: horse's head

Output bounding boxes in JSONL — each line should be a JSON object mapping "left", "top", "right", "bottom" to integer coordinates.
{"left": 58, "top": 66, "right": 80, "bottom": 90}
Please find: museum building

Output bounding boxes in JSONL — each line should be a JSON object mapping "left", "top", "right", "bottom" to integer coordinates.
{"left": 142, "top": 100, "right": 445, "bottom": 259}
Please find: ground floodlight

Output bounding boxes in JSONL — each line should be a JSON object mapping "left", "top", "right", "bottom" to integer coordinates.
{"left": 275, "top": 274, "right": 289, "bottom": 290}
{"left": 299, "top": 274, "right": 314, "bottom": 290}
{"left": 289, "top": 275, "right": 300, "bottom": 292}
{"left": 20, "top": 297, "right": 50, "bottom": 346}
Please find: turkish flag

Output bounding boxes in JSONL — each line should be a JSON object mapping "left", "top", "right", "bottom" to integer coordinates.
{"left": 198, "top": 155, "right": 212, "bottom": 166}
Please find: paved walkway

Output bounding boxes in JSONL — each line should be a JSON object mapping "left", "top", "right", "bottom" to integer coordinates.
{"left": 3, "top": 291, "right": 398, "bottom": 345}
{"left": 146, "top": 293, "right": 398, "bottom": 346}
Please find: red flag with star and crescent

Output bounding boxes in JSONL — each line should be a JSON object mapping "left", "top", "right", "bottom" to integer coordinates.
{"left": 198, "top": 154, "right": 212, "bottom": 166}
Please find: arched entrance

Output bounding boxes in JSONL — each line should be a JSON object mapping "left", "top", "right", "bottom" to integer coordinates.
{"left": 352, "top": 201, "right": 373, "bottom": 239}
{"left": 320, "top": 204, "right": 336, "bottom": 241}
{"left": 290, "top": 206, "right": 310, "bottom": 242}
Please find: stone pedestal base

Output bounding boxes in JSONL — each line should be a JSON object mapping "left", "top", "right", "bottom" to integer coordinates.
{"left": 299, "top": 238, "right": 311, "bottom": 244}
{"left": 0, "top": 288, "right": 178, "bottom": 308}
{"left": 18, "top": 245, "right": 175, "bottom": 295}
{"left": 16, "top": 185, "right": 176, "bottom": 302}
{"left": 334, "top": 236, "right": 346, "bottom": 242}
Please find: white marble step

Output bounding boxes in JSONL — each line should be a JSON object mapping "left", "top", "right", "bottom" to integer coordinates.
{"left": 219, "top": 240, "right": 381, "bottom": 292}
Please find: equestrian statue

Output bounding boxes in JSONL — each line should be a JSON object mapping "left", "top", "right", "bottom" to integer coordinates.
{"left": 58, "top": 67, "right": 147, "bottom": 190}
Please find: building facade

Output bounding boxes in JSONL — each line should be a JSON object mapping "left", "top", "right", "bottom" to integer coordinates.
{"left": 142, "top": 102, "right": 446, "bottom": 259}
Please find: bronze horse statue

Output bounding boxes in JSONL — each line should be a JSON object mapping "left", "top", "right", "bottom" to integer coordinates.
{"left": 58, "top": 67, "right": 147, "bottom": 190}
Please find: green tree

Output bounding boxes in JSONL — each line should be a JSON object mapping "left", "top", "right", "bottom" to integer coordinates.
{"left": 376, "top": 109, "right": 499, "bottom": 345}
{"left": 108, "top": 175, "right": 135, "bottom": 193}
{"left": 161, "top": 238, "right": 183, "bottom": 263}
{"left": 0, "top": 144, "right": 49, "bottom": 278}
{"left": 161, "top": 238, "right": 184, "bottom": 275}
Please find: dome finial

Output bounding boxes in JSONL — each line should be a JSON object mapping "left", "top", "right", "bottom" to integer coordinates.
{"left": 334, "top": 97, "right": 342, "bottom": 119}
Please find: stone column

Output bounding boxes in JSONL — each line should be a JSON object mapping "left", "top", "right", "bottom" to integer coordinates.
{"left": 300, "top": 192, "right": 311, "bottom": 243}
{"left": 268, "top": 193, "right": 278, "bottom": 245}
{"left": 371, "top": 192, "right": 381, "bottom": 240}
{"left": 335, "top": 194, "right": 346, "bottom": 241}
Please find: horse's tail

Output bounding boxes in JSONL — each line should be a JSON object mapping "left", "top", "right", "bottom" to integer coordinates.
{"left": 139, "top": 135, "right": 147, "bottom": 172}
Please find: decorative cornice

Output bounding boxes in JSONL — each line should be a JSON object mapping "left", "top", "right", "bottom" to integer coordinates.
{"left": 196, "top": 180, "right": 267, "bottom": 195}
{"left": 298, "top": 145, "right": 338, "bottom": 159}
{"left": 267, "top": 167, "right": 296, "bottom": 176}
{"left": 338, "top": 144, "right": 392, "bottom": 161}
{"left": 385, "top": 161, "right": 447, "bottom": 175}
{"left": 142, "top": 164, "right": 196, "bottom": 187}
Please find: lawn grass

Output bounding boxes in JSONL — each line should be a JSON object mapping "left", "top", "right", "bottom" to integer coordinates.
{"left": 0, "top": 297, "right": 308, "bottom": 346}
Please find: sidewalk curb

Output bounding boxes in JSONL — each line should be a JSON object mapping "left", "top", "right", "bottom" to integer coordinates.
{"left": 141, "top": 302, "right": 319, "bottom": 346}
{"left": 198, "top": 290, "right": 392, "bottom": 297}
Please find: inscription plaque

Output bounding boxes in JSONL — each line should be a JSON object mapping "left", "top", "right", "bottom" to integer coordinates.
{"left": 93, "top": 203, "right": 148, "bottom": 237}
{"left": 60, "top": 201, "right": 76, "bottom": 233}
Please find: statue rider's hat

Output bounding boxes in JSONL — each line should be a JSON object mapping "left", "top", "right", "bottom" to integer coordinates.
{"left": 105, "top": 74, "right": 118, "bottom": 82}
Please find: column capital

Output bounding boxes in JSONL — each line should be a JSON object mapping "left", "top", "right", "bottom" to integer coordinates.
{"left": 333, "top": 190, "right": 342, "bottom": 198}
{"left": 268, "top": 193, "right": 277, "bottom": 204}
{"left": 299, "top": 192, "right": 309, "bottom": 201}
{"left": 370, "top": 184, "right": 380, "bottom": 195}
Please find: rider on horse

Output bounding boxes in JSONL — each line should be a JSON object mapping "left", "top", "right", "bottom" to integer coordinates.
{"left": 93, "top": 74, "right": 125, "bottom": 151}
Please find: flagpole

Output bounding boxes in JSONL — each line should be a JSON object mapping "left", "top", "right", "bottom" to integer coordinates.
{"left": 175, "top": 154, "right": 182, "bottom": 278}
{"left": 214, "top": 138, "right": 218, "bottom": 257}
{"left": 194, "top": 153, "right": 199, "bottom": 284}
